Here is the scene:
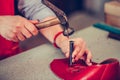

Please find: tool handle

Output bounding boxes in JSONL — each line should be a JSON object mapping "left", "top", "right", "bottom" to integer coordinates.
{"left": 35, "top": 17, "right": 60, "bottom": 29}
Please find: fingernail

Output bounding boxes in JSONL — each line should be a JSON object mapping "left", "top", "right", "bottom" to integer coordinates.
{"left": 86, "top": 59, "right": 92, "bottom": 66}
{"left": 88, "top": 63, "right": 92, "bottom": 66}
{"left": 65, "top": 53, "right": 69, "bottom": 58}
{"left": 72, "top": 59, "right": 75, "bottom": 63}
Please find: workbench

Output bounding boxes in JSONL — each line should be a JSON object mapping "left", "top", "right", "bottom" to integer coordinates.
{"left": 0, "top": 26, "right": 120, "bottom": 80}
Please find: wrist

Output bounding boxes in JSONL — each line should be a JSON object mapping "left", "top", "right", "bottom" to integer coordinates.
{"left": 53, "top": 31, "right": 69, "bottom": 48}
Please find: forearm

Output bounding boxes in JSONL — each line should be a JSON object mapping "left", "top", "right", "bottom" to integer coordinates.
{"left": 39, "top": 16, "right": 68, "bottom": 47}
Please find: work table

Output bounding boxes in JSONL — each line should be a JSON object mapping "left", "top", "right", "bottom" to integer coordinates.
{"left": 0, "top": 26, "right": 120, "bottom": 80}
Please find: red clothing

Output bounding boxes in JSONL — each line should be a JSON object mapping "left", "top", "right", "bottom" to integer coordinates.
{"left": 0, "top": 0, "right": 20, "bottom": 60}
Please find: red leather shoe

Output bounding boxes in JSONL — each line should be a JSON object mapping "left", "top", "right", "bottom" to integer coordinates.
{"left": 50, "top": 58, "right": 119, "bottom": 80}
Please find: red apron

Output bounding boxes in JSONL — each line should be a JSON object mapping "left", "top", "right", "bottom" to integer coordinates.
{"left": 0, "top": 0, "right": 21, "bottom": 60}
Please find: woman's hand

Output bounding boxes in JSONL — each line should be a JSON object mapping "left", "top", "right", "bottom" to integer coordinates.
{"left": 0, "top": 15, "right": 38, "bottom": 42}
{"left": 58, "top": 38, "right": 92, "bottom": 66}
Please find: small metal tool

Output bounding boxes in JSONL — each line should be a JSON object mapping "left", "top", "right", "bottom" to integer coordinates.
{"left": 69, "top": 41, "right": 74, "bottom": 66}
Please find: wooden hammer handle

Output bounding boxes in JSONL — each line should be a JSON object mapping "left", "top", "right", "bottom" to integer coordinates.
{"left": 35, "top": 17, "right": 60, "bottom": 29}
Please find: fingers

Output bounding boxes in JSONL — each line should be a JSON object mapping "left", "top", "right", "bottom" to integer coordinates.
{"left": 15, "top": 20, "right": 38, "bottom": 41}
{"left": 65, "top": 52, "right": 69, "bottom": 58}
{"left": 73, "top": 42, "right": 86, "bottom": 61}
{"left": 6, "top": 32, "right": 19, "bottom": 42}
{"left": 24, "top": 21, "right": 38, "bottom": 36}
{"left": 85, "top": 49, "right": 92, "bottom": 66}
{"left": 16, "top": 25, "right": 38, "bottom": 41}
{"left": 21, "top": 26, "right": 32, "bottom": 38}
{"left": 63, "top": 38, "right": 92, "bottom": 66}
{"left": 71, "top": 46, "right": 81, "bottom": 62}
{"left": 16, "top": 32, "right": 26, "bottom": 41}
{"left": 71, "top": 39, "right": 86, "bottom": 61}
{"left": 29, "top": 20, "right": 39, "bottom": 24}
{"left": 72, "top": 49, "right": 92, "bottom": 66}
{"left": 6, "top": 24, "right": 38, "bottom": 42}
{"left": 73, "top": 48, "right": 92, "bottom": 66}
{"left": 0, "top": 16, "right": 39, "bottom": 42}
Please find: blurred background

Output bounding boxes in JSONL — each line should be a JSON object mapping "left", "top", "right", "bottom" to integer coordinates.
{"left": 49, "top": 0, "right": 113, "bottom": 30}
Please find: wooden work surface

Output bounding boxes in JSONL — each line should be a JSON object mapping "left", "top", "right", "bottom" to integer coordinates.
{"left": 0, "top": 26, "right": 120, "bottom": 80}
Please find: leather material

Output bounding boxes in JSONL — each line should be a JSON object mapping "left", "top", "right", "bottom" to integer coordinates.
{"left": 50, "top": 58, "right": 119, "bottom": 80}
{"left": 0, "top": 0, "right": 20, "bottom": 60}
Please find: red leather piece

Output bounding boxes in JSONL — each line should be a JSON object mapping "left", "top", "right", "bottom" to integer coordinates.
{"left": 50, "top": 58, "right": 119, "bottom": 80}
